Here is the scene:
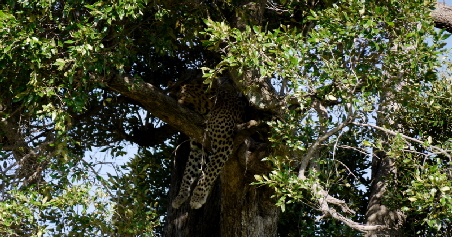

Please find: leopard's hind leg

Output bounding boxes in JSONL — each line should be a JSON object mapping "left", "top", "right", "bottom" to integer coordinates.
{"left": 189, "top": 125, "right": 234, "bottom": 209}
{"left": 172, "top": 141, "right": 205, "bottom": 209}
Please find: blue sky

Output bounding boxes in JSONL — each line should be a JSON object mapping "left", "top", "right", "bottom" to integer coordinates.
{"left": 83, "top": 0, "right": 452, "bottom": 186}
{"left": 90, "top": 0, "right": 452, "bottom": 176}
{"left": 40, "top": 3, "right": 452, "bottom": 235}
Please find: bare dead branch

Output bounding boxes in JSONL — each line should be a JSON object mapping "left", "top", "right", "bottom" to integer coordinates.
{"left": 315, "top": 189, "right": 387, "bottom": 232}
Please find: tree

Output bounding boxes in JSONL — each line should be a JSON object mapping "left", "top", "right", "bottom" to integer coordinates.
{"left": 1, "top": 0, "right": 452, "bottom": 236}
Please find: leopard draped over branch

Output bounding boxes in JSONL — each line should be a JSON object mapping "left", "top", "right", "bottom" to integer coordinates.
{"left": 171, "top": 77, "right": 245, "bottom": 209}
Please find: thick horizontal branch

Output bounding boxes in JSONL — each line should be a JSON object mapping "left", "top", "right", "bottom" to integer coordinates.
{"left": 432, "top": 2, "right": 452, "bottom": 34}
{"left": 100, "top": 73, "right": 206, "bottom": 140}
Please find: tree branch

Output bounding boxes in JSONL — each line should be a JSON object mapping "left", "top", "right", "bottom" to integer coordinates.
{"left": 293, "top": 99, "right": 384, "bottom": 233}
{"left": 315, "top": 189, "right": 386, "bottom": 232}
{"left": 297, "top": 100, "right": 355, "bottom": 180}
{"left": 432, "top": 2, "right": 452, "bottom": 34}
{"left": 100, "top": 73, "right": 206, "bottom": 141}
{"left": 352, "top": 122, "right": 452, "bottom": 159}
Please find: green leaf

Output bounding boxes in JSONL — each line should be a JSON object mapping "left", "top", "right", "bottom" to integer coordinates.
{"left": 440, "top": 186, "right": 450, "bottom": 192}
{"left": 254, "top": 175, "right": 263, "bottom": 182}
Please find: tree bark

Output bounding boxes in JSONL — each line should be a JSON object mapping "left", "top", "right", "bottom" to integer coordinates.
{"left": 365, "top": 78, "right": 406, "bottom": 237}
{"left": 363, "top": 2, "right": 452, "bottom": 236}
{"left": 432, "top": 2, "right": 452, "bottom": 34}
{"left": 102, "top": 73, "right": 279, "bottom": 236}
{"left": 103, "top": 73, "right": 205, "bottom": 140}
{"left": 165, "top": 136, "right": 279, "bottom": 237}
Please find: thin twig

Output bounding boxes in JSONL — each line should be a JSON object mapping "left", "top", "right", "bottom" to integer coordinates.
{"left": 81, "top": 157, "right": 114, "bottom": 198}
{"left": 352, "top": 122, "right": 452, "bottom": 160}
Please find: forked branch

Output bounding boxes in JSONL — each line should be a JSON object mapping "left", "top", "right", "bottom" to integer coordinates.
{"left": 297, "top": 99, "right": 385, "bottom": 233}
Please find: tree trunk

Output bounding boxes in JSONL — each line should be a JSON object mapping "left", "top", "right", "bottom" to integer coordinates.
{"left": 365, "top": 151, "right": 406, "bottom": 237}
{"left": 164, "top": 138, "right": 221, "bottom": 237}
{"left": 165, "top": 136, "right": 279, "bottom": 237}
{"left": 365, "top": 82, "right": 406, "bottom": 236}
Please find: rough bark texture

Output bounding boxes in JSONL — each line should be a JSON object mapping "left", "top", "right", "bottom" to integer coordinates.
{"left": 365, "top": 82, "right": 406, "bottom": 237}
{"left": 165, "top": 135, "right": 279, "bottom": 237}
{"left": 104, "top": 73, "right": 205, "bottom": 140}
{"left": 365, "top": 152, "right": 406, "bottom": 237}
{"left": 221, "top": 138, "right": 278, "bottom": 237}
{"left": 432, "top": 2, "right": 452, "bottom": 34}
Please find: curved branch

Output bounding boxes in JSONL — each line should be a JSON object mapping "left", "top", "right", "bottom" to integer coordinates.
{"left": 293, "top": 99, "right": 382, "bottom": 233}
{"left": 298, "top": 101, "right": 355, "bottom": 180}
{"left": 315, "top": 190, "right": 386, "bottom": 232}
{"left": 100, "top": 73, "right": 206, "bottom": 140}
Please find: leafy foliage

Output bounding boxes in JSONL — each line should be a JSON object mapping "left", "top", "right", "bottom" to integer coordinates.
{"left": 107, "top": 144, "right": 174, "bottom": 236}
{"left": 201, "top": 0, "right": 451, "bottom": 234}
{"left": 1, "top": 0, "right": 452, "bottom": 236}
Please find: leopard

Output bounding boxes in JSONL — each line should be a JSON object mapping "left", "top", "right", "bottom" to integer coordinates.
{"left": 171, "top": 77, "right": 245, "bottom": 209}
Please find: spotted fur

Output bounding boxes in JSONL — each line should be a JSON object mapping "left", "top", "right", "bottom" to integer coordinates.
{"left": 171, "top": 78, "right": 244, "bottom": 209}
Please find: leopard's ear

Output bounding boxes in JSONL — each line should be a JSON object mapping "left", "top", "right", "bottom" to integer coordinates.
{"left": 165, "top": 81, "right": 176, "bottom": 97}
{"left": 165, "top": 79, "right": 188, "bottom": 95}
{"left": 216, "top": 77, "right": 237, "bottom": 92}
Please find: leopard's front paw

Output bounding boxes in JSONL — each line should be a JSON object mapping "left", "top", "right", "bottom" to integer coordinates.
{"left": 172, "top": 194, "right": 189, "bottom": 209}
{"left": 190, "top": 200, "right": 204, "bottom": 209}
{"left": 190, "top": 187, "right": 208, "bottom": 209}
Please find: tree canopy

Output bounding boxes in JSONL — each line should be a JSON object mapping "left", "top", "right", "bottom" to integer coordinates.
{"left": 1, "top": 0, "right": 452, "bottom": 236}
